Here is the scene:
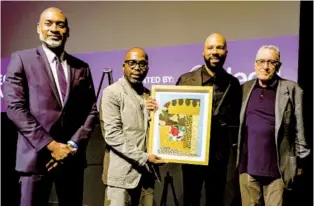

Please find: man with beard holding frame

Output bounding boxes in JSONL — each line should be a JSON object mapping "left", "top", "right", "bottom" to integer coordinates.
{"left": 176, "top": 33, "right": 242, "bottom": 206}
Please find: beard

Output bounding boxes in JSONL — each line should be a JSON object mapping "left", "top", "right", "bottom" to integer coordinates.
{"left": 125, "top": 68, "right": 148, "bottom": 85}
{"left": 126, "top": 74, "right": 146, "bottom": 84}
{"left": 39, "top": 32, "right": 64, "bottom": 49}
{"left": 128, "top": 77, "right": 142, "bottom": 84}
{"left": 203, "top": 56, "right": 225, "bottom": 72}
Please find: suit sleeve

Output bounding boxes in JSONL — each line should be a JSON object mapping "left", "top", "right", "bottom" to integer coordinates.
{"left": 294, "top": 86, "right": 310, "bottom": 161}
{"left": 70, "top": 67, "right": 98, "bottom": 144}
{"left": 4, "top": 52, "right": 53, "bottom": 151}
{"left": 99, "top": 88, "right": 148, "bottom": 167}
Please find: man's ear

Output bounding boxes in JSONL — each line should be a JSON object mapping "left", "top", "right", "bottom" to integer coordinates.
{"left": 122, "top": 64, "right": 125, "bottom": 72}
{"left": 36, "top": 23, "right": 40, "bottom": 35}
{"left": 67, "top": 27, "right": 70, "bottom": 38}
{"left": 276, "top": 62, "right": 282, "bottom": 73}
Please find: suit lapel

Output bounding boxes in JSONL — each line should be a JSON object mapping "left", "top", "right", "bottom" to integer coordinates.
{"left": 121, "top": 78, "right": 149, "bottom": 135}
{"left": 63, "top": 53, "right": 75, "bottom": 104}
{"left": 187, "top": 66, "right": 231, "bottom": 116}
{"left": 239, "top": 79, "right": 256, "bottom": 132}
{"left": 36, "top": 46, "right": 62, "bottom": 106}
{"left": 121, "top": 77, "right": 146, "bottom": 116}
{"left": 275, "top": 80, "right": 290, "bottom": 141}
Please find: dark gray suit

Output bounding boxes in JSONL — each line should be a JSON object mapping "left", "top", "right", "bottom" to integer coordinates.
{"left": 236, "top": 78, "right": 310, "bottom": 190}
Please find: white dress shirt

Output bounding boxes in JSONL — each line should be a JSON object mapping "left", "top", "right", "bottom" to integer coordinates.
{"left": 42, "top": 45, "right": 69, "bottom": 106}
{"left": 42, "top": 45, "right": 79, "bottom": 147}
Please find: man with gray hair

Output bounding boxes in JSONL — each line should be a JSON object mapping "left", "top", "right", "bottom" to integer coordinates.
{"left": 236, "top": 45, "right": 310, "bottom": 205}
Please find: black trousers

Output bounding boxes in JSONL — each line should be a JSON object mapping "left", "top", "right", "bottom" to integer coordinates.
{"left": 19, "top": 162, "right": 84, "bottom": 206}
{"left": 182, "top": 160, "right": 228, "bottom": 206}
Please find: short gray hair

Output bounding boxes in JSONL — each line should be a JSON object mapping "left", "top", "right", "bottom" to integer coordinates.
{"left": 256, "top": 45, "right": 280, "bottom": 61}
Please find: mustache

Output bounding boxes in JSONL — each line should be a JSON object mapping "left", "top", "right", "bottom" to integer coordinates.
{"left": 209, "top": 54, "right": 222, "bottom": 59}
{"left": 48, "top": 34, "right": 62, "bottom": 38}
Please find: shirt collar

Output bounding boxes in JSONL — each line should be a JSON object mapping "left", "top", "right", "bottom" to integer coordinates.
{"left": 201, "top": 65, "right": 214, "bottom": 83}
{"left": 201, "top": 65, "right": 228, "bottom": 84}
{"left": 42, "top": 45, "right": 65, "bottom": 63}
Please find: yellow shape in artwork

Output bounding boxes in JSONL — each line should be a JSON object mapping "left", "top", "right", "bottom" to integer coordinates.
{"left": 159, "top": 125, "right": 191, "bottom": 153}
{"left": 168, "top": 99, "right": 200, "bottom": 115}
{"left": 159, "top": 98, "right": 201, "bottom": 156}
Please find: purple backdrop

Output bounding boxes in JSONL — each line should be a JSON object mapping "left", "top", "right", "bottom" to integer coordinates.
{"left": 0, "top": 35, "right": 299, "bottom": 112}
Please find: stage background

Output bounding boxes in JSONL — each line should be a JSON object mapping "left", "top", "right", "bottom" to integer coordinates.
{"left": 1, "top": 1, "right": 310, "bottom": 206}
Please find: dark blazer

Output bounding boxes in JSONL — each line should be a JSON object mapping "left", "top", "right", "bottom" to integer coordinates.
{"left": 236, "top": 78, "right": 310, "bottom": 189}
{"left": 176, "top": 66, "right": 241, "bottom": 163}
{"left": 4, "top": 46, "right": 98, "bottom": 173}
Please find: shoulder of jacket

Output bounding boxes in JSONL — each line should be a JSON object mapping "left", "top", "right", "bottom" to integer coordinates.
{"left": 225, "top": 72, "right": 240, "bottom": 85}
{"left": 179, "top": 66, "right": 202, "bottom": 79}
{"left": 66, "top": 53, "right": 89, "bottom": 68}
{"left": 241, "top": 79, "right": 255, "bottom": 89}
{"left": 280, "top": 78, "right": 303, "bottom": 93}
{"left": 103, "top": 81, "right": 122, "bottom": 95}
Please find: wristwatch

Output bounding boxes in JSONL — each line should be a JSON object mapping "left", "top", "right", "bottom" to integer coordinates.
{"left": 67, "top": 140, "right": 78, "bottom": 155}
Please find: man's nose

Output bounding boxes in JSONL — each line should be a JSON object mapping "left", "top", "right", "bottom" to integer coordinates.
{"left": 212, "top": 48, "right": 218, "bottom": 53}
{"left": 49, "top": 24, "right": 59, "bottom": 32}
{"left": 133, "top": 63, "right": 140, "bottom": 70}
{"left": 262, "top": 63, "right": 269, "bottom": 70}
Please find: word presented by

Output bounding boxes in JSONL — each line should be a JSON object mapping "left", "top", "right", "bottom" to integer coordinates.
{"left": 143, "top": 76, "right": 175, "bottom": 84}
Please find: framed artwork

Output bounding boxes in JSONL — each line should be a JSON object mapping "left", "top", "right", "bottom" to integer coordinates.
{"left": 148, "top": 85, "right": 213, "bottom": 165}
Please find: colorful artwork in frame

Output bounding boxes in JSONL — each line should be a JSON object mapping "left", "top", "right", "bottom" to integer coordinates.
{"left": 148, "top": 85, "right": 213, "bottom": 165}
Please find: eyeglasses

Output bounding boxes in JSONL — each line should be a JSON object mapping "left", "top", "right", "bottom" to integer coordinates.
{"left": 255, "top": 59, "right": 280, "bottom": 67}
{"left": 124, "top": 60, "right": 148, "bottom": 70}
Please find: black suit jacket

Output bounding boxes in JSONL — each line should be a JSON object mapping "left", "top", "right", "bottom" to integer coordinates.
{"left": 176, "top": 65, "right": 242, "bottom": 164}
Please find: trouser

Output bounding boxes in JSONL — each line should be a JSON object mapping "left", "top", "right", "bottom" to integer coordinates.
{"left": 104, "top": 178, "right": 154, "bottom": 206}
{"left": 182, "top": 163, "right": 228, "bottom": 206}
{"left": 239, "top": 173, "right": 285, "bottom": 206}
{"left": 19, "top": 163, "right": 84, "bottom": 206}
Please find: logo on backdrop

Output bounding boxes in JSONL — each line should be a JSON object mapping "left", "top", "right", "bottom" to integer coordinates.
{"left": 0, "top": 35, "right": 299, "bottom": 112}
{"left": 189, "top": 65, "right": 282, "bottom": 84}
{"left": 0, "top": 73, "right": 6, "bottom": 98}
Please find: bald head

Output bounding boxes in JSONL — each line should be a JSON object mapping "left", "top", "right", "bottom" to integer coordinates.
{"left": 39, "top": 7, "right": 68, "bottom": 27}
{"left": 123, "top": 47, "right": 149, "bottom": 84}
{"left": 204, "top": 33, "right": 227, "bottom": 49}
{"left": 124, "top": 47, "right": 148, "bottom": 61}
{"left": 203, "top": 33, "right": 228, "bottom": 70}
{"left": 37, "top": 7, "right": 69, "bottom": 50}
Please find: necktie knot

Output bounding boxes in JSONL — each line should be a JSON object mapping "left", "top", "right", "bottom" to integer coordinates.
{"left": 54, "top": 56, "right": 62, "bottom": 63}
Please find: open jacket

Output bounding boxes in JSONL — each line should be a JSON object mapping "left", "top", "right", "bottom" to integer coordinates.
{"left": 100, "top": 77, "right": 157, "bottom": 189}
{"left": 236, "top": 78, "right": 310, "bottom": 189}
{"left": 176, "top": 66, "right": 242, "bottom": 164}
